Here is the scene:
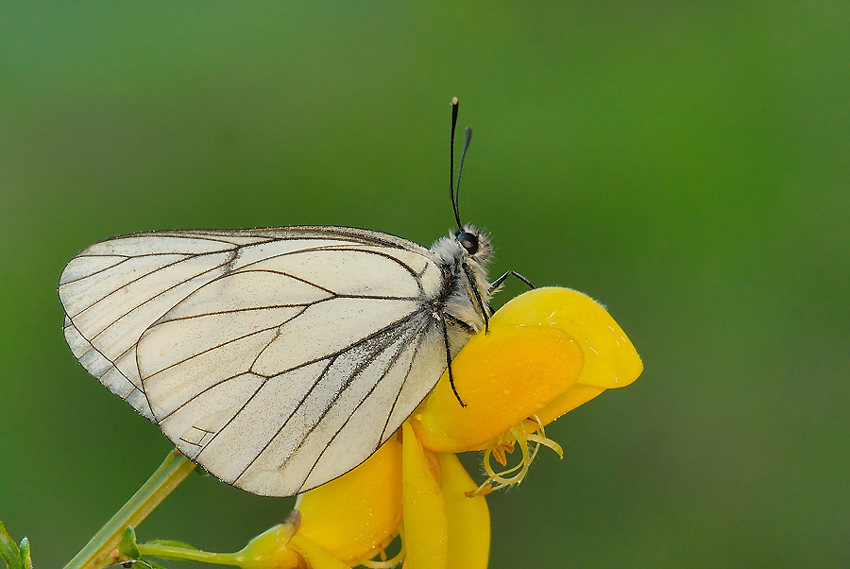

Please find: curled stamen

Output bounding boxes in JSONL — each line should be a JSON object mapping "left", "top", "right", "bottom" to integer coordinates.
{"left": 469, "top": 415, "right": 562, "bottom": 496}
{"left": 526, "top": 433, "right": 564, "bottom": 458}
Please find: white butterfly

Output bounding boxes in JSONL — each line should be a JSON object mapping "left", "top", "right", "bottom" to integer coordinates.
{"left": 58, "top": 100, "right": 531, "bottom": 497}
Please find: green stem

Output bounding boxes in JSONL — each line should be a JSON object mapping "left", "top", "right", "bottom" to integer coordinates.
{"left": 136, "top": 543, "right": 242, "bottom": 566}
{"left": 136, "top": 521, "right": 301, "bottom": 568}
{"left": 63, "top": 449, "right": 196, "bottom": 569}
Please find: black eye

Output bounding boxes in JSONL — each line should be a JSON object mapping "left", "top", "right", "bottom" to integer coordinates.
{"left": 456, "top": 231, "right": 479, "bottom": 254}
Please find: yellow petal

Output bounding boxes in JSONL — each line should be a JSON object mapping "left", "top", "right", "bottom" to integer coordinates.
{"left": 535, "top": 383, "right": 605, "bottom": 426}
{"left": 402, "top": 422, "right": 448, "bottom": 569}
{"left": 296, "top": 434, "right": 403, "bottom": 563}
{"left": 412, "top": 303, "right": 585, "bottom": 453}
{"left": 413, "top": 287, "right": 642, "bottom": 450}
{"left": 497, "top": 288, "right": 643, "bottom": 425}
{"left": 439, "top": 453, "right": 490, "bottom": 569}
{"left": 495, "top": 287, "right": 642, "bottom": 390}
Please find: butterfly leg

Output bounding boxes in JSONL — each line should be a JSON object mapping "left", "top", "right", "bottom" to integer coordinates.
{"left": 462, "top": 262, "right": 492, "bottom": 333}
{"left": 440, "top": 315, "right": 468, "bottom": 408}
{"left": 489, "top": 270, "right": 536, "bottom": 293}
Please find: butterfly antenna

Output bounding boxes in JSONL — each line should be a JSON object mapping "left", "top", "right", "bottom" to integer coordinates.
{"left": 454, "top": 126, "right": 473, "bottom": 228}
{"left": 449, "top": 97, "right": 463, "bottom": 231}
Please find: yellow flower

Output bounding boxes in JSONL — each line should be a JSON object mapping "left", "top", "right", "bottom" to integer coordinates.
{"left": 240, "top": 287, "right": 641, "bottom": 569}
{"left": 412, "top": 287, "right": 642, "bottom": 492}
{"left": 414, "top": 287, "right": 642, "bottom": 450}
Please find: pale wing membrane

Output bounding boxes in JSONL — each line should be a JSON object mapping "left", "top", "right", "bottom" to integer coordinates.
{"left": 298, "top": 319, "right": 446, "bottom": 492}
{"left": 158, "top": 311, "right": 437, "bottom": 496}
{"left": 237, "top": 315, "right": 436, "bottom": 495}
{"left": 60, "top": 237, "right": 246, "bottom": 418}
{"left": 60, "top": 227, "right": 450, "bottom": 497}
{"left": 138, "top": 248, "right": 439, "bottom": 496}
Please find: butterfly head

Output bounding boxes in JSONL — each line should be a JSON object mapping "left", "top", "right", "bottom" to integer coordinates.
{"left": 452, "top": 223, "right": 492, "bottom": 263}
{"left": 433, "top": 223, "right": 494, "bottom": 336}
{"left": 455, "top": 228, "right": 479, "bottom": 255}
{"left": 431, "top": 223, "right": 492, "bottom": 268}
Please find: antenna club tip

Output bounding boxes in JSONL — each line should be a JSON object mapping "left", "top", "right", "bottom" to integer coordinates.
{"left": 451, "top": 97, "right": 459, "bottom": 106}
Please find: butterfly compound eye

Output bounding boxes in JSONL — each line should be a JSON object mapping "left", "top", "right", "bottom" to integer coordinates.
{"left": 457, "top": 231, "right": 479, "bottom": 255}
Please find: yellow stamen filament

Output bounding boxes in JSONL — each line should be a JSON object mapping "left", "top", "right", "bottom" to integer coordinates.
{"left": 469, "top": 415, "right": 563, "bottom": 496}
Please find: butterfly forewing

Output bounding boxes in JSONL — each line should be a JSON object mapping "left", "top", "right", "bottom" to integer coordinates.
{"left": 59, "top": 227, "right": 452, "bottom": 496}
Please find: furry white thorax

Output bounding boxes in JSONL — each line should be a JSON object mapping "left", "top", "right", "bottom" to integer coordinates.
{"left": 429, "top": 223, "right": 494, "bottom": 352}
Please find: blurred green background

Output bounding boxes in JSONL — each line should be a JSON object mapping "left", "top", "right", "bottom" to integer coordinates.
{"left": 1, "top": 2, "right": 848, "bottom": 567}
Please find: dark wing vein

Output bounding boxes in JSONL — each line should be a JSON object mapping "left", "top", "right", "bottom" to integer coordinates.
{"left": 60, "top": 256, "right": 131, "bottom": 285}
{"left": 252, "top": 306, "right": 427, "bottom": 381}
{"left": 378, "top": 325, "right": 431, "bottom": 440}
{"left": 298, "top": 324, "right": 429, "bottom": 486}
{"left": 246, "top": 316, "right": 414, "bottom": 478}
{"left": 89, "top": 258, "right": 236, "bottom": 342}
{"left": 143, "top": 306, "right": 310, "bottom": 403}
{"left": 155, "top": 301, "right": 322, "bottom": 323}
{"left": 68, "top": 250, "right": 235, "bottom": 319}
{"left": 158, "top": 367, "right": 263, "bottom": 423}
{"left": 234, "top": 244, "right": 427, "bottom": 280}
{"left": 220, "top": 309, "right": 429, "bottom": 482}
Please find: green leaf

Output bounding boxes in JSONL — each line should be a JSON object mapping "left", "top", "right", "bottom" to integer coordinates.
{"left": 0, "top": 522, "right": 23, "bottom": 569}
{"left": 17, "top": 539, "right": 30, "bottom": 569}
{"left": 142, "top": 539, "right": 199, "bottom": 550}
{"left": 118, "top": 526, "right": 141, "bottom": 559}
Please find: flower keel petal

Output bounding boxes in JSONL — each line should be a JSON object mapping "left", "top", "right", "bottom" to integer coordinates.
{"left": 439, "top": 453, "right": 489, "bottom": 569}
{"left": 402, "top": 423, "right": 448, "bottom": 569}
{"left": 296, "top": 434, "right": 403, "bottom": 563}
